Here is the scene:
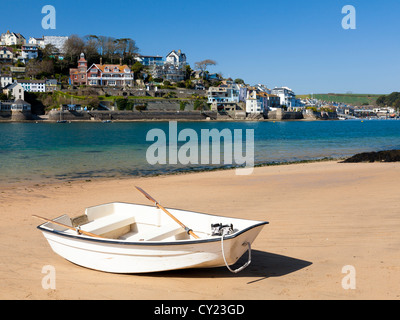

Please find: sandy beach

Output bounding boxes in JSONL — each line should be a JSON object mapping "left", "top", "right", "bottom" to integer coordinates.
{"left": 1, "top": 160, "right": 399, "bottom": 300}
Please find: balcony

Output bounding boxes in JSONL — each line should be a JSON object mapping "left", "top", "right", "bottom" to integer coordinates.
{"left": 88, "top": 76, "right": 133, "bottom": 81}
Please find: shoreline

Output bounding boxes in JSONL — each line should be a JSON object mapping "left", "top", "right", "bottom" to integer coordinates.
{"left": 0, "top": 157, "right": 341, "bottom": 190}
{"left": 0, "top": 117, "right": 321, "bottom": 123}
{"left": 1, "top": 160, "right": 400, "bottom": 299}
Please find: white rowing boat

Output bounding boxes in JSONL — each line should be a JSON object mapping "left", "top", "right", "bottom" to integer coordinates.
{"left": 35, "top": 192, "right": 268, "bottom": 274}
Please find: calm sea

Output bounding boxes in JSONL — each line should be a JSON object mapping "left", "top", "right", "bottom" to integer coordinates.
{"left": 1, "top": 120, "right": 400, "bottom": 185}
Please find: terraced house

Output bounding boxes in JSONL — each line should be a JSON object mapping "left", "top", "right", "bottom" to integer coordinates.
{"left": 17, "top": 79, "right": 46, "bottom": 93}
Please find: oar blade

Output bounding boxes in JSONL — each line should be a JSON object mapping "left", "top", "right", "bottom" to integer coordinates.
{"left": 135, "top": 186, "right": 157, "bottom": 204}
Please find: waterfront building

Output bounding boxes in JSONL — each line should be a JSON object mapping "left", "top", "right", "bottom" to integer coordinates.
{"left": 207, "top": 81, "right": 240, "bottom": 104}
{"left": 11, "top": 99, "right": 31, "bottom": 111}
{"left": 0, "top": 99, "right": 31, "bottom": 113}
{"left": 246, "top": 89, "right": 263, "bottom": 114}
{"left": 264, "top": 93, "right": 281, "bottom": 111}
{"left": 207, "top": 80, "right": 241, "bottom": 111}
{"left": 0, "top": 31, "right": 25, "bottom": 46}
{"left": 271, "top": 87, "right": 296, "bottom": 109}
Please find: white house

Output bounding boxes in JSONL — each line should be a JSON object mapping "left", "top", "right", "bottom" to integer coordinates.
{"left": 246, "top": 89, "right": 262, "bottom": 114}
{"left": 28, "top": 37, "right": 45, "bottom": 48}
{"left": 3, "top": 82, "right": 24, "bottom": 100}
{"left": 0, "top": 31, "right": 25, "bottom": 46}
{"left": 150, "top": 49, "right": 187, "bottom": 82}
{"left": 17, "top": 80, "right": 46, "bottom": 93}
{"left": 166, "top": 50, "right": 186, "bottom": 68}
{"left": 0, "top": 74, "right": 12, "bottom": 89}
{"left": 271, "top": 87, "right": 296, "bottom": 109}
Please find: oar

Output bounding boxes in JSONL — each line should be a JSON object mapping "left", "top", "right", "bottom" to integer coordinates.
{"left": 32, "top": 215, "right": 104, "bottom": 239}
{"left": 135, "top": 186, "right": 200, "bottom": 239}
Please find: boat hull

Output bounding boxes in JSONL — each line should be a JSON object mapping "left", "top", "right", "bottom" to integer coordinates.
{"left": 40, "top": 224, "right": 265, "bottom": 273}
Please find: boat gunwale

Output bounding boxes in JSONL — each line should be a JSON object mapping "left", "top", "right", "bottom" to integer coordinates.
{"left": 36, "top": 202, "right": 269, "bottom": 247}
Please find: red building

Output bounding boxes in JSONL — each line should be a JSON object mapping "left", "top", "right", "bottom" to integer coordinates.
{"left": 69, "top": 53, "right": 87, "bottom": 85}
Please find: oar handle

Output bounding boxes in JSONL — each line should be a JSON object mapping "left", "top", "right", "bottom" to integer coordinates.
{"left": 135, "top": 187, "right": 200, "bottom": 239}
{"left": 33, "top": 215, "right": 104, "bottom": 239}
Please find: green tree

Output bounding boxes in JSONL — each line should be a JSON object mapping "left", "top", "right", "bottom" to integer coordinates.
{"left": 131, "top": 61, "right": 144, "bottom": 79}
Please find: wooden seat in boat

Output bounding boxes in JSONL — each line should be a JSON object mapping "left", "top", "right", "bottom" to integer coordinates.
{"left": 80, "top": 213, "right": 136, "bottom": 238}
{"left": 119, "top": 224, "right": 186, "bottom": 242}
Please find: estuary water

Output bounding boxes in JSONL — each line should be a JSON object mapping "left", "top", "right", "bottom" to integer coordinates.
{"left": 1, "top": 119, "right": 400, "bottom": 185}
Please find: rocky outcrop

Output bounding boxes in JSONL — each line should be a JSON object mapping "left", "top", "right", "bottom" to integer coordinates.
{"left": 342, "top": 150, "right": 400, "bottom": 163}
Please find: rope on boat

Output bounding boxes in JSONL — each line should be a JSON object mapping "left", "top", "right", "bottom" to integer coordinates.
{"left": 221, "top": 235, "right": 252, "bottom": 274}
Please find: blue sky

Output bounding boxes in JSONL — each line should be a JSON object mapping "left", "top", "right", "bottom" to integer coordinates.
{"left": 2, "top": 0, "right": 399, "bottom": 94}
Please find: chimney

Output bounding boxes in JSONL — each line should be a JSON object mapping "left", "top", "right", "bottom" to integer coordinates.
{"left": 120, "top": 58, "right": 122, "bottom": 65}
{"left": 100, "top": 57, "right": 103, "bottom": 65}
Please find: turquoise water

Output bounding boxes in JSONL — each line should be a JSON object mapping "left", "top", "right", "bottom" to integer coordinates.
{"left": 1, "top": 120, "right": 400, "bottom": 184}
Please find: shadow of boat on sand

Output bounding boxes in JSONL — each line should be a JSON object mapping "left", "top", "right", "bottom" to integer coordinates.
{"left": 145, "top": 250, "right": 312, "bottom": 282}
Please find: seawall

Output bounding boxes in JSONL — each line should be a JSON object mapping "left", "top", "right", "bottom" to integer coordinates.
{"left": 47, "top": 110, "right": 217, "bottom": 121}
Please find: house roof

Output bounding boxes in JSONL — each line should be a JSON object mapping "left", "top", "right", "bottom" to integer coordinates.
{"left": 13, "top": 99, "right": 31, "bottom": 106}
{"left": 3, "top": 82, "right": 21, "bottom": 90}
{"left": 17, "top": 79, "right": 46, "bottom": 84}
{"left": 166, "top": 50, "right": 186, "bottom": 59}
{"left": 0, "top": 47, "right": 13, "bottom": 52}
{"left": 91, "top": 64, "right": 131, "bottom": 73}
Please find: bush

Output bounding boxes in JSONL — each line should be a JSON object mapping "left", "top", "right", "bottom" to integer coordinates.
{"left": 165, "top": 91, "right": 177, "bottom": 99}
{"left": 194, "top": 99, "right": 207, "bottom": 111}
{"left": 179, "top": 101, "right": 187, "bottom": 111}
{"left": 135, "top": 104, "right": 147, "bottom": 111}
{"left": 115, "top": 98, "right": 136, "bottom": 110}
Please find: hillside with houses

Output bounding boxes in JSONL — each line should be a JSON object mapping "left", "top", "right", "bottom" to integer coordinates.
{"left": 1, "top": 30, "right": 398, "bottom": 121}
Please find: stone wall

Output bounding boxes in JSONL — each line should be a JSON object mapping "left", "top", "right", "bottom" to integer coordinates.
{"left": 72, "top": 87, "right": 206, "bottom": 99}
{"left": 0, "top": 111, "right": 33, "bottom": 121}
{"left": 266, "top": 109, "right": 304, "bottom": 120}
{"left": 47, "top": 110, "right": 217, "bottom": 121}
